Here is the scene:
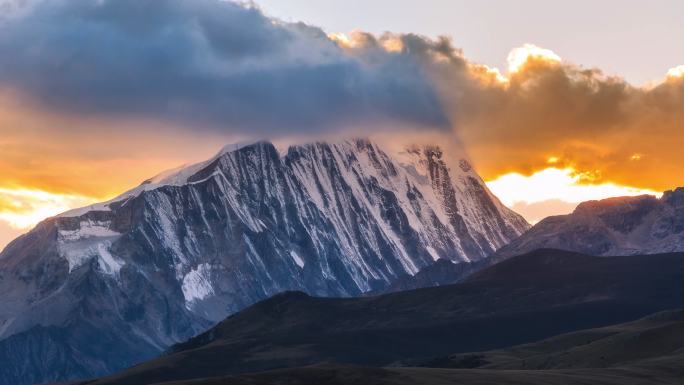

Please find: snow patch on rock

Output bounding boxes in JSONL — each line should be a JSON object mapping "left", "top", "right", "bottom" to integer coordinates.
{"left": 58, "top": 220, "right": 124, "bottom": 274}
{"left": 59, "top": 220, "right": 120, "bottom": 241}
{"left": 290, "top": 250, "right": 305, "bottom": 268}
{"left": 182, "top": 264, "right": 215, "bottom": 306}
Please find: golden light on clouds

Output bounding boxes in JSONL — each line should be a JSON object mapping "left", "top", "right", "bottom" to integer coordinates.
{"left": 437, "top": 36, "right": 684, "bottom": 199}
{"left": 329, "top": 30, "right": 406, "bottom": 53}
{"left": 486, "top": 167, "right": 660, "bottom": 223}
{"left": 328, "top": 32, "right": 354, "bottom": 48}
{"left": 466, "top": 43, "right": 562, "bottom": 85}
{"left": 506, "top": 44, "right": 562, "bottom": 73}
{"left": 468, "top": 63, "right": 508, "bottom": 84}
{"left": 381, "top": 36, "right": 404, "bottom": 53}
{"left": 667, "top": 65, "right": 684, "bottom": 79}
{"left": 0, "top": 187, "right": 95, "bottom": 230}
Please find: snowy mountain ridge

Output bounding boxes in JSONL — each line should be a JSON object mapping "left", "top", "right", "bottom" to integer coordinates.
{"left": 58, "top": 141, "right": 262, "bottom": 218}
{"left": 0, "top": 137, "right": 528, "bottom": 385}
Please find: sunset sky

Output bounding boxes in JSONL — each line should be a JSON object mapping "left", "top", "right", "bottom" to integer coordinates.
{"left": 1, "top": 0, "right": 683, "bottom": 248}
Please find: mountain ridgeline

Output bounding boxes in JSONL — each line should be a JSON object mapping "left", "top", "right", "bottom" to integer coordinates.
{"left": 0, "top": 138, "right": 528, "bottom": 385}
{"left": 495, "top": 189, "right": 684, "bottom": 260}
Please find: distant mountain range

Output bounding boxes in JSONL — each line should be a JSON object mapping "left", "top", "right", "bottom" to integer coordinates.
{"left": 0, "top": 138, "right": 527, "bottom": 385}
{"left": 76, "top": 249, "right": 684, "bottom": 385}
{"left": 495, "top": 189, "right": 684, "bottom": 259}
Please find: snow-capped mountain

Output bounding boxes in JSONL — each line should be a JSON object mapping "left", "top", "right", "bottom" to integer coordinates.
{"left": 0, "top": 138, "right": 528, "bottom": 385}
{"left": 494, "top": 189, "right": 684, "bottom": 260}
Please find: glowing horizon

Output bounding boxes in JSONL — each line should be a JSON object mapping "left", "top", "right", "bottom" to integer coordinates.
{"left": 0, "top": 162, "right": 668, "bottom": 245}
{"left": 486, "top": 167, "right": 662, "bottom": 223}
{"left": 0, "top": 187, "right": 97, "bottom": 230}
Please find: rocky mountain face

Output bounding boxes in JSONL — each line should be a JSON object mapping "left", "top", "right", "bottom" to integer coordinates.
{"left": 0, "top": 138, "right": 528, "bottom": 385}
{"left": 494, "top": 189, "right": 684, "bottom": 260}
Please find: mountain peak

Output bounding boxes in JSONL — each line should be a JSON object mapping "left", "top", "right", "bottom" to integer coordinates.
{"left": 572, "top": 194, "right": 659, "bottom": 216}
{"left": 663, "top": 187, "right": 684, "bottom": 207}
{"left": 495, "top": 187, "right": 684, "bottom": 259}
{"left": 217, "top": 140, "right": 269, "bottom": 156}
{"left": 0, "top": 135, "right": 528, "bottom": 384}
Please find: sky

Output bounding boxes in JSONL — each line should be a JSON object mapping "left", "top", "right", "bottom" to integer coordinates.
{"left": 256, "top": 0, "right": 684, "bottom": 86}
{"left": 0, "top": 0, "right": 683, "bottom": 248}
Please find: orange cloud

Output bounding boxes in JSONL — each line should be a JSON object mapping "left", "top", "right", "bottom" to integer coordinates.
{"left": 424, "top": 43, "right": 684, "bottom": 193}
{"left": 0, "top": 90, "right": 234, "bottom": 198}
{"left": 506, "top": 44, "right": 562, "bottom": 74}
{"left": 667, "top": 65, "right": 684, "bottom": 79}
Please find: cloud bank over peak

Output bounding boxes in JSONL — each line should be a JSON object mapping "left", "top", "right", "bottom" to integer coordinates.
{"left": 0, "top": 0, "right": 450, "bottom": 134}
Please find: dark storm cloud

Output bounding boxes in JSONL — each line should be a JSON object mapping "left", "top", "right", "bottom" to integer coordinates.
{"left": 0, "top": 0, "right": 449, "bottom": 132}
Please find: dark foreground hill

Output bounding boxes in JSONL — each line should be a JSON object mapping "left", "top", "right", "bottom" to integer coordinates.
{"left": 417, "top": 308, "right": 684, "bottom": 370}
{"left": 76, "top": 310, "right": 684, "bottom": 385}
{"left": 77, "top": 249, "right": 684, "bottom": 385}
{"left": 107, "top": 359, "right": 684, "bottom": 385}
